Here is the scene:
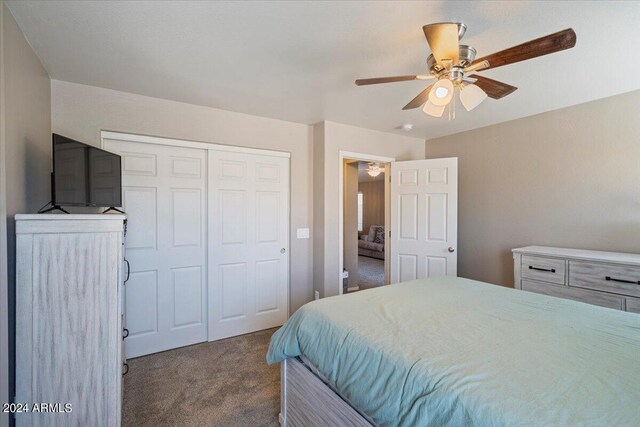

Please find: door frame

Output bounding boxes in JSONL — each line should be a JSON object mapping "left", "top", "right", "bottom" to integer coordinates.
{"left": 338, "top": 151, "right": 395, "bottom": 295}
{"left": 100, "top": 131, "right": 292, "bottom": 342}
{"left": 101, "top": 131, "right": 291, "bottom": 159}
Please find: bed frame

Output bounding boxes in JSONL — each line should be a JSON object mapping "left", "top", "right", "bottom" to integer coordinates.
{"left": 279, "top": 357, "right": 373, "bottom": 427}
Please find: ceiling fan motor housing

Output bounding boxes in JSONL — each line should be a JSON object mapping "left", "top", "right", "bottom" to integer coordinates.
{"left": 427, "top": 45, "right": 476, "bottom": 77}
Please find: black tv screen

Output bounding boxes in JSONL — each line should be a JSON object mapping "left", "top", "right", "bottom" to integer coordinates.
{"left": 52, "top": 134, "right": 122, "bottom": 207}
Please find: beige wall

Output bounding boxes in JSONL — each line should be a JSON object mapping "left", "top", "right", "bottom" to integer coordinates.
{"left": 359, "top": 180, "right": 384, "bottom": 237}
{"left": 51, "top": 80, "right": 314, "bottom": 313}
{"left": 314, "top": 121, "right": 424, "bottom": 297}
{"left": 0, "top": 6, "right": 6, "bottom": 424}
{"left": 426, "top": 90, "right": 640, "bottom": 287}
{"left": 1, "top": 3, "right": 51, "bottom": 423}
{"left": 312, "top": 123, "right": 325, "bottom": 299}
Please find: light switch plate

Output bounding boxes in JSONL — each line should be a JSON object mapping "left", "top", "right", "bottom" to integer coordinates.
{"left": 296, "top": 228, "right": 310, "bottom": 239}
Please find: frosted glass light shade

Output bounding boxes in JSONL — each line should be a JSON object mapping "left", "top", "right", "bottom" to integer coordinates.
{"left": 428, "top": 79, "right": 454, "bottom": 106}
{"left": 459, "top": 84, "right": 488, "bottom": 111}
{"left": 422, "top": 100, "right": 446, "bottom": 117}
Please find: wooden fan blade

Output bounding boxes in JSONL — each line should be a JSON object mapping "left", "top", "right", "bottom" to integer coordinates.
{"left": 402, "top": 84, "right": 434, "bottom": 110}
{"left": 355, "top": 75, "right": 418, "bottom": 86}
{"left": 471, "top": 28, "right": 576, "bottom": 71}
{"left": 472, "top": 75, "right": 517, "bottom": 99}
{"left": 423, "top": 23, "right": 459, "bottom": 66}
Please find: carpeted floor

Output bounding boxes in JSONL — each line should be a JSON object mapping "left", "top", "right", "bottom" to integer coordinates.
{"left": 357, "top": 255, "right": 385, "bottom": 289}
{"left": 123, "top": 328, "right": 280, "bottom": 427}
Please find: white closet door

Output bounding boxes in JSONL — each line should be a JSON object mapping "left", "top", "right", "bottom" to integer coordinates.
{"left": 104, "top": 139, "right": 207, "bottom": 358}
{"left": 390, "top": 158, "right": 458, "bottom": 283}
{"left": 208, "top": 150, "right": 289, "bottom": 341}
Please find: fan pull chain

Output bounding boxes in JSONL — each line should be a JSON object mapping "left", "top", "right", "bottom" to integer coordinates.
{"left": 448, "top": 87, "right": 456, "bottom": 120}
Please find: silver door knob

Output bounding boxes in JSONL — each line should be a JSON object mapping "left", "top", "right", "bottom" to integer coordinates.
{"left": 448, "top": 247, "right": 455, "bottom": 253}
{"left": 280, "top": 248, "right": 286, "bottom": 254}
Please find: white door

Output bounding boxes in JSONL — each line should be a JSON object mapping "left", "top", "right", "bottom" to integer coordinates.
{"left": 390, "top": 158, "right": 457, "bottom": 283}
{"left": 104, "top": 139, "right": 207, "bottom": 358}
{"left": 208, "top": 150, "right": 289, "bottom": 341}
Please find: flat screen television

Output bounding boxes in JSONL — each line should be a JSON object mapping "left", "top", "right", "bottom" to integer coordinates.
{"left": 52, "top": 133, "right": 122, "bottom": 207}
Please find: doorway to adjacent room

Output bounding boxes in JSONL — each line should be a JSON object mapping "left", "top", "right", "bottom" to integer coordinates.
{"left": 339, "top": 153, "right": 459, "bottom": 295}
{"left": 341, "top": 155, "right": 392, "bottom": 293}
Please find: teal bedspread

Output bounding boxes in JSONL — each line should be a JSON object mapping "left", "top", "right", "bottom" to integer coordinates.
{"left": 267, "top": 277, "right": 640, "bottom": 426}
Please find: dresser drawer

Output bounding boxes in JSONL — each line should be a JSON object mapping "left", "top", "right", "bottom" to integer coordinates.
{"left": 521, "top": 255, "right": 565, "bottom": 285}
{"left": 569, "top": 261, "right": 640, "bottom": 298}
{"left": 626, "top": 297, "right": 640, "bottom": 314}
{"left": 521, "top": 279, "right": 624, "bottom": 310}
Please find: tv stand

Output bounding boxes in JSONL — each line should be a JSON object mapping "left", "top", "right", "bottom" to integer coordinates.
{"left": 37, "top": 201, "right": 69, "bottom": 214}
{"left": 103, "top": 207, "right": 125, "bottom": 214}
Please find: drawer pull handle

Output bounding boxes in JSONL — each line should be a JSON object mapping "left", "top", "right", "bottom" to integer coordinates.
{"left": 123, "top": 328, "right": 129, "bottom": 339}
{"left": 123, "top": 362, "right": 129, "bottom": 376}
{"left": 605, "top": 276, "right": 640, "bottom": 285}
{"left": 529, "top": 266, "right": 556, "bottom": 273}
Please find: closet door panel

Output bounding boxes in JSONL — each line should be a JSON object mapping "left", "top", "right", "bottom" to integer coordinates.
{"left": 104, "top": 139, "right": 207, "bottom": 358}
{"left": 208, "top": 150, "right": 290, "bottom": 341}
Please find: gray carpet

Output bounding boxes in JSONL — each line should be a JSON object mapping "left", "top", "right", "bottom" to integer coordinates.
{"left": 123, "top": 328, "right": 280, "bottom": 427}
{"left": 357, "top": 255, "right": 385, "bottom": 289}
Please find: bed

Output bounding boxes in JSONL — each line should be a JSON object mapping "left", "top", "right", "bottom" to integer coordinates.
{"left": 267, "top": 277, "right": 640, "bottom": 426}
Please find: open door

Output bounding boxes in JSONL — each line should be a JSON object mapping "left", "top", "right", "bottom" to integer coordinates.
{"left": 390, "top": 158, "right": 457, "bottom": 283}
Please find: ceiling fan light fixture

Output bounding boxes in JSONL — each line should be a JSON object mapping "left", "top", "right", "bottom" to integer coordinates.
{"left": 428, "top": 78, "right": 454, "bottom": 106}
{"left": 459, "top": 84, "right": 488, "bottom": 111}
{"left": 367, "top": 163, "right": 383, "bottom": 177}
{"left": 435, "top": 87, "right": 449, "bottom": 98}
{"left": 422, "top": 99, "right": 446, "bottom": 117}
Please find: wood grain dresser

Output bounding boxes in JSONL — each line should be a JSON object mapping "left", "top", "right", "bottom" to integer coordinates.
{"left": 15, "top": 214, "right": 127, "bottom": 426}
{"left": 513, "top": 246, "right": 640, "bottom": 313}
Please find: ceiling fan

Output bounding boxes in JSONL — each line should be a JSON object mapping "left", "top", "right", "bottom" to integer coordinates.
{"left": 355, "top": 23, "right": 576, "bottom": 119}
{"left": 366, "top": 163, "right": 384, "bottom": 177}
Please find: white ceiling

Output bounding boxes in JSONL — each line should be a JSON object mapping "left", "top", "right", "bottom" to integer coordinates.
{"left": 7, "top": 1, "right": 640, "bottom": 139}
